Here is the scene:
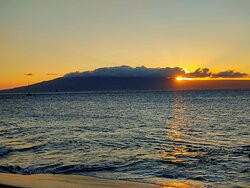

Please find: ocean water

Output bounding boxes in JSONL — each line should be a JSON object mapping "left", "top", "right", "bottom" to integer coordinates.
{"left": 0, "top": 90, "right": 249, "bottom": 187}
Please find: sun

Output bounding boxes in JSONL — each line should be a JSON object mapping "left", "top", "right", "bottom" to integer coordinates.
{"left": 176, "top": 76, "right": 194, "bottom": 81}
{"left": 176, "top": 76, "right": 184, "bottom": 81}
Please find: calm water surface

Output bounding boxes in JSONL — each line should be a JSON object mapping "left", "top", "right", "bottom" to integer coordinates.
{"left": 0, "top": 90, "right": 249, "bottom": 187}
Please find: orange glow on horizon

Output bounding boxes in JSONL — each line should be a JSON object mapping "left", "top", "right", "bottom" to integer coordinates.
{"left": 0, "top": 71, "right": 249, "bottom": 91}
{"left": 176, "top": 76, "right": 250, "bottom": 81}
{"left": 176, "top": 76, "right": 195, "bottom": 81}
{"left": 0, "top": 74, "right": 61, "bottom": 90}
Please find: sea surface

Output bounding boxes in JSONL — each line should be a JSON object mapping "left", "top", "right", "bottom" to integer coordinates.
{"left": 0, "top": 90, "right": 249, "bottom": 187}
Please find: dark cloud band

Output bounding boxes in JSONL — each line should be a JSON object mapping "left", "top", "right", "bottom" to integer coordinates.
{"left": 211, "top": 70, "right": 248, "bottom": 78}
{"left": 64, "top": 66, "right": 248, "bottom": 79}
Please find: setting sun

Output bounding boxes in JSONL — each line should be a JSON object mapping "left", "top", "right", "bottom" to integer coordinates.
{"left": 176, "top": 76, "right": 194, "bottom": 81}
{"left": 0, "top": 1, "right": 250, "bottom": 188}
{"left": 176, "top": 76, "right": 183, "bottom": 81}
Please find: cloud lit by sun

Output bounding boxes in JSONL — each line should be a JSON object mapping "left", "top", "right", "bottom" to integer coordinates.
{"left": 183, "top": 68, "right": 190, "bottom": 74}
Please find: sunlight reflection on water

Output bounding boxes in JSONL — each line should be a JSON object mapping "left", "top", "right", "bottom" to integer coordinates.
{"left": 0, "top": 90, "right": 249, "bottom": 187}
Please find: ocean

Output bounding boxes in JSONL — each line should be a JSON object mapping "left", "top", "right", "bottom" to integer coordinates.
{"left": 0, "top": 90, "right": 249, "bottom": 187}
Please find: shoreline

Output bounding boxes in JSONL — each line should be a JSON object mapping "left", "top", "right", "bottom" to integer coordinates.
{"left": 0, "top": 173, "right": 249, "bottom": 188}
{"left": 0, "top": 173, "right": 159, "bottom": 188}
{"left": 0, "top": 173, "right": 210, "bottom": 188}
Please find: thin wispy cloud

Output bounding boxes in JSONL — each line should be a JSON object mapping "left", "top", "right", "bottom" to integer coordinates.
{"left": 24, "top": 73, "right": 33, "bottom": 76}
{"left": 64, "top": 66, "right": 248, "bottom": 79}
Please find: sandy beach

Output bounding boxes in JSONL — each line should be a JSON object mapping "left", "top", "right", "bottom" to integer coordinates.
{"left": 1, "top": 173, "right": 250, "bottom": 188}
{"left": 0, "top": 173, "right": 212, "bottom": 188}
{"left": 0, "top": 173, "right": 159, "bottom": 188}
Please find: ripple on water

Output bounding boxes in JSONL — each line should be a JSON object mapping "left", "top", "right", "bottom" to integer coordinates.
{"left": 0, "top": 90, "right": 249, "bottom": 186}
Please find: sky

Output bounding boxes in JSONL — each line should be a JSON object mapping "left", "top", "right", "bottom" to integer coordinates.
{"left": 0, "top": 0, "right": 250, "bottom": 89}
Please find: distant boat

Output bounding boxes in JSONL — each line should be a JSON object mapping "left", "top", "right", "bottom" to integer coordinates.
{"left": 26, "top": 93, "right": 32, "bottom": 96}
{"left": 26, "top": 81, "right": 32, "bottom": 96}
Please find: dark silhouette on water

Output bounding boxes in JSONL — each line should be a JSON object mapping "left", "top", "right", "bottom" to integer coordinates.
{"left": 26, "top": 93, "right": 32, "bottom": 96}
{"left": 26, "top": 82, "right": 33, "bottom": 96}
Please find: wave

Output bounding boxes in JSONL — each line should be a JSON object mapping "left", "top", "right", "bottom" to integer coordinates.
{"left": 0, "top": 159, "right": 146, "bottom": 175}
{"left": 0, "top": 143, "right": 46, "bottom": 158}
{"left": 12, "top": 143, "right": 46, "bottom": 152}
{"left": 0, "top": 147, "right": 10, "bottom": 156}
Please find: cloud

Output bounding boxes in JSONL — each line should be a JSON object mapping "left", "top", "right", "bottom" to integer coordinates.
{"left": 63, "top": 65, "right": 248, "bottom": 79}
{"left": 47, "top": 73, "right": 57, "bottom": 76}
{"left": 25, "top": 73, "right": 33, "bottom": 76}
{"left": 64, "top": 65, "right": 186, "bottom": 78}
{"left": 187, "top": 68, "right": 211, "bottom": 78}
{"left": 211, "top": 70, "right": 248, "bottom": 78}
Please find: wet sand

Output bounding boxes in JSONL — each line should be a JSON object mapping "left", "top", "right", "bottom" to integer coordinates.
{"left": 0, "top": 173, "right": 160, "bottom": 188}
{"left": 1, "top": 173, "right": 249, "bottom": 188}
{"left": 0, "top": 173, "right": 213, "bottom": 188}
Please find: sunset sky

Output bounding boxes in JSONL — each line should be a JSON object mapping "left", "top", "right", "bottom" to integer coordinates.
{"left": 0, "top": 0, "right": 250, "bottom": 90}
